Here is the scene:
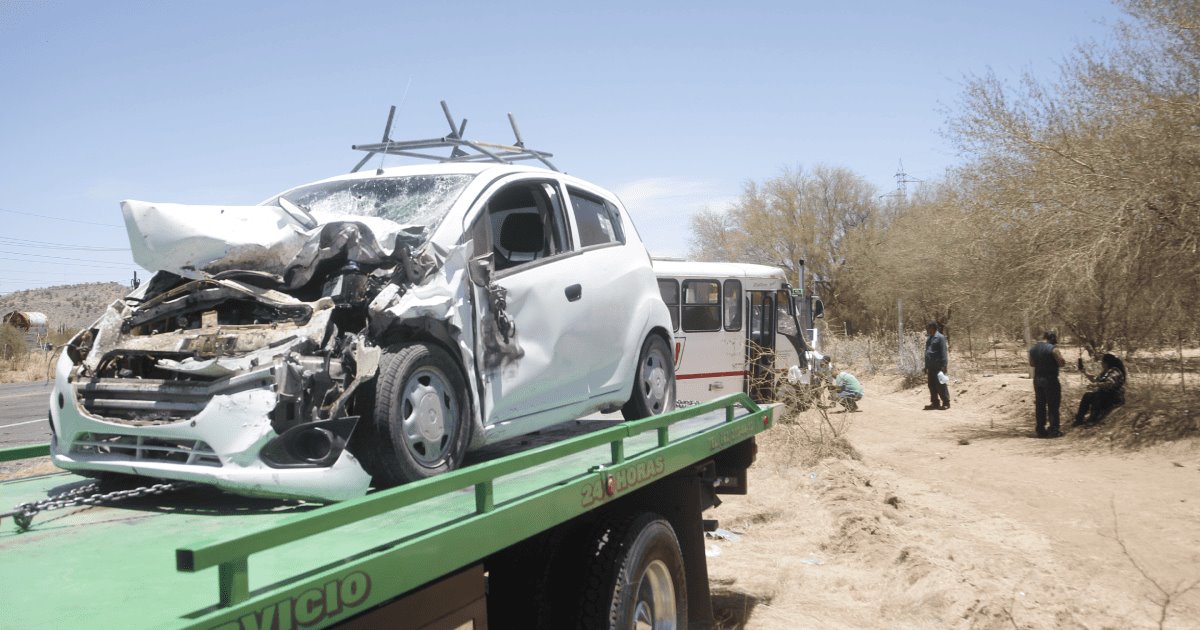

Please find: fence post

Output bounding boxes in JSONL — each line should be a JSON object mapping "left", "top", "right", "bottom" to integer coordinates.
{"left": 1180, "top": 332, "right": 1187, "bottom": 395}
{"left": 1022, "top": 314, "right": 1033, "bottom": 379}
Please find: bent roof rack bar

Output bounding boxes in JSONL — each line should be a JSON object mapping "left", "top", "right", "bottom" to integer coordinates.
{"left": 351, "top": 100, "right": 558, "bottom": 172}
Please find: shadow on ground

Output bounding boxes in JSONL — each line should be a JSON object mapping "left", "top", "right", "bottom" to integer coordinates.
{"left": 710, "top": 587, "right": 766, "bottom": 629}
{"left": 943, "top": 399, "right": 1200, "bottom": 457}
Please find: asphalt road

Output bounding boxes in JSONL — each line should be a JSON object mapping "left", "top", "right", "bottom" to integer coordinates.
{"left": 0, "top": 381, "right": 53, "bottom": 447}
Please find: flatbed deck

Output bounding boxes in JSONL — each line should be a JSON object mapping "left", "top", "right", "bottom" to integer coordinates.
{"left": 1, "top": 395, "right": 773, "bottom": 629}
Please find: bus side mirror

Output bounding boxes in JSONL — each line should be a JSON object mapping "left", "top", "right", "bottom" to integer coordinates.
{"left": 811, "top": 296, "right": 825, "bottom": 319}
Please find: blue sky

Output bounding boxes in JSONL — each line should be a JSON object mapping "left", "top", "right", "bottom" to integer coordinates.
{"left": 0, "top": 0, "right": 1123, "bottom": 294}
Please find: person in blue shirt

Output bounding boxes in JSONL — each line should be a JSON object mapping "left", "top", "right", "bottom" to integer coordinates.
{"left": 924, "top": 321, "right": 950, "bottom": 410}
{"left": 1028, "top": 331, "right": 1066, "bottom": 438}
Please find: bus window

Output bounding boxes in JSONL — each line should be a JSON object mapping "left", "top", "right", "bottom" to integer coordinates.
{"left": 723, "top": 280, "right": 742, "bottom": 331}
{"left": 658, "top": 279, "right": 680, "bottom": 331}
{"left": 776, "top": 289, "right": 799, "bottom": 336}
{"left": 682, "top": 279, "right": 720, "bottom": 332}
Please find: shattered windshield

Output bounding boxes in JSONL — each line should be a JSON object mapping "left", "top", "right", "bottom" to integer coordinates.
{"left": 271, "top": 174, "right": 474, "bottom": 230}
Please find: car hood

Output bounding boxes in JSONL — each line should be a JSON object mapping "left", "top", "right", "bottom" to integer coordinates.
{"left": 121, "top": 200, "right": 426, "bottom": 289}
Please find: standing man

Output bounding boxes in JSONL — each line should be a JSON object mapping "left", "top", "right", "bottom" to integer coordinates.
{"left": 1028, "top": 331, "right": 1065, "bottom": 438}
{"left": 924, "top": 321, "right": 950, "bottom": 410}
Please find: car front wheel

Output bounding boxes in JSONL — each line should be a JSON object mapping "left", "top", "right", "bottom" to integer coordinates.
{"left": 369, "top": 342, "right": 470, "bottom": 485}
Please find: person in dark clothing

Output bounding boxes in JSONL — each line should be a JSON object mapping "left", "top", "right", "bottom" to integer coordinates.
{"left": 923, "top": 321, "right": 950, "bottom": 410}
{"left": 1074, "top": 353, "right": 1126, "bottom": 426}
{"left": 1028, "top": 331, "right": 1065, "bottom": 438}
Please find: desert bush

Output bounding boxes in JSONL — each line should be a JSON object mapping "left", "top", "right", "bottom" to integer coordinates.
{"left": 764, "top": 390, "right": 860, "bottom": 470}
{"left": 1076, "top": 369, "right": 1200, "bottom": 448}
{"left": 1, "top": 324, "right": 26, "bottom": 362}
{"left": 48, "top": 328, "right": 77, "bottom": 347}
{"left": 823, "top": 331, "right": 927, "bottom": 388}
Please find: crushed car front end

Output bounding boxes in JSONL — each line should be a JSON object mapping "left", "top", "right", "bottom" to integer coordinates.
{"left": 49, "top": 277, "right": 379, "bottom": 502}
{"left": 49, "top": 168, "right": 480, "bottom": 502}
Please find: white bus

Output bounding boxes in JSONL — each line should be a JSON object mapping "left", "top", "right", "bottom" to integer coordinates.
{"left": 652, "top": 260, "right": 824, "bottom": 405}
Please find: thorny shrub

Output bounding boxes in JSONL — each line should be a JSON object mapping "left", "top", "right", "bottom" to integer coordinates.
{"left": 1070, "top": 368, "right": 1200, "bottom": 449}
{"left": 822, "top": 331, "right": 927, "bottom": 388}
{"left": 0, "top": 324, "right": 26, "bottom": 362}
{"left": 742, "top": 343, "right": 860, "bottom": 469}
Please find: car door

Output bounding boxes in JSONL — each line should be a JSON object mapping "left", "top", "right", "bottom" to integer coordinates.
{"left": 562, "top": 185, "right": 638, "bottom": 397}
{"left": 464, "top": 176, "right": 591, "bottom": 425}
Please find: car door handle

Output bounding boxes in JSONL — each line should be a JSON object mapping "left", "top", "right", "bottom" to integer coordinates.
{"left": 565, "top": 284, "right": 582, "bottom": 302}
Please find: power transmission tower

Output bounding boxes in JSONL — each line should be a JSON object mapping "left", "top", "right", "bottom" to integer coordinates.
{"left": 893, "top": 159, "right": 923, "bottom": 200}
{"left": 879, "top": 158, "right": 923, "bottom": 202}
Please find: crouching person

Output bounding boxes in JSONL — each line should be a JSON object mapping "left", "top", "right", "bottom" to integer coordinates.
{"left": 1074, "top": 353, "right": 1127, "bottom": 427}
{"left": 831, "top": 369, "right": 864, "bottom": 412}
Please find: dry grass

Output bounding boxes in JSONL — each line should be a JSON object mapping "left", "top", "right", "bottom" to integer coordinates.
{"left": 822, "top": 332, "right": 927, "bottom": 388}
{"left": 0, "top": 349, "right": 57, "bottom": 384}
{"left": 1073, "top": 372, "right": 1200, "bottom": 450}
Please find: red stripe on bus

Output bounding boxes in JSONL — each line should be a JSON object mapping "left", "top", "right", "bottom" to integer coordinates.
{"left": 676, "top": 371, "right": 748, "bottom": 380}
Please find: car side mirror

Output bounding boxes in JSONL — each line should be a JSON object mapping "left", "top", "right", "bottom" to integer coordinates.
{"left": 811, "top": 296, "right": 825, "bottom": 320}
{"left": 468, "top": 254, "right": 494, "bottom": 287}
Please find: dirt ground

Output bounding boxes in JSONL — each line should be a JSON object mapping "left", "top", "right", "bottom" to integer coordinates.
{"left": 705, "top": 371, "right": 1200, "bottom": 629}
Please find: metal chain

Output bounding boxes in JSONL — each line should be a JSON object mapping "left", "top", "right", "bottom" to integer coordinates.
{"left": 2, "top": 480, "right": 190, "bottom": 531}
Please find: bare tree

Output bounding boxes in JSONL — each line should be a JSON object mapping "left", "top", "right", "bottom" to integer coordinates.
{"left": 944, "top": 0, "right": 1200, "bottom": 353}
{"left": 689, "top": 165, "right": 880, "bottom": 332}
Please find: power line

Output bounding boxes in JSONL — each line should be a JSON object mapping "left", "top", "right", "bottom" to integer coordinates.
{"left": 0, "top": 207, "right": 124, "bottom": 229}
{"left": 0, "top": 255, "right": 132, "bottom": 270}
{"left": 0, "top": 266, "right": 120, "bottom": 273}
{"left": 0, "top": 276, "right": 121, "bottom": 283}
{"left": 0, "top": 236, "right": 128, "bottom": 252}
{"left": 0, "top": 249, "right": 132, "bottom": 266}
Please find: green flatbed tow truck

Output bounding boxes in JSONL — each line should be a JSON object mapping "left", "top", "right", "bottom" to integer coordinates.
{"left": 1, "top": 394, "right": 774, "bottom": 629}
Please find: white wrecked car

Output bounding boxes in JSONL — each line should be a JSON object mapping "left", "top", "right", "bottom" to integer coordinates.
{"left": 49, "top": 156, "right": 676, "bottom": 502}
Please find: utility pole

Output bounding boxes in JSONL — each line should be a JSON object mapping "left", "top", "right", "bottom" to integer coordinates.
{"left": 897, "top": 299, "right": 904, "bottom": 369}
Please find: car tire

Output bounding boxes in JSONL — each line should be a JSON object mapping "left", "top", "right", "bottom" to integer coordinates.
{"left": 369, "top": 342, "right": 470, "bottom": 485}
{"left": 622, "top": 335, "right": 676, "bottom": 421}
{"left": 577, "top": 513, "right": 688, "bottom": 630}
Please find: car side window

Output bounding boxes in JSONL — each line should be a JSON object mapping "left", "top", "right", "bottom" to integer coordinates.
{"left": 681, "top": 279, "right": 720, "bottom": 332}
{"left": 479, "top": 182, "right": 571, "bottom": 273}
{"left": 658, "top": 279, "right": 680, "bottom": 331}
{"left": 567, "top": 188, "right": 625, "bottom": 248}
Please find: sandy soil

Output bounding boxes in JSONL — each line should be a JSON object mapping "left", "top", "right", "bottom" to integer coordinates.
{"left": 707, "top": 372, "right": 1200, "bottom": 629}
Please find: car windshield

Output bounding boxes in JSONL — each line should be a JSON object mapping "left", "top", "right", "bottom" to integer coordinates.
{"left": 271, "top": 174, "right": 474, "bottom": 230}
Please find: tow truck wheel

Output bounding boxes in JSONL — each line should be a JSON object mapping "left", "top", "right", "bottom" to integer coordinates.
{"left": 622, "top": 335, "right": 676, "bottom": 421}
{"left": 371, "top": 343, "right": 470, "bottom": 485}
{"left": 579, "top": 513, "right": 687, "bottom": 630}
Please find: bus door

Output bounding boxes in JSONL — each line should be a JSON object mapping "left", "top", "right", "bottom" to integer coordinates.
{"left": 774, "top": 289, "right": 809, "bottom": 373}
{"left": 746, "top": 291, "right": 775, "bottom": 401}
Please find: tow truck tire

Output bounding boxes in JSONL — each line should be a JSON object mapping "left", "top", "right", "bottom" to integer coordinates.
{"left": 579, "top": 513, "right": 688, "bottom": 630}
{"left": 370, "top": 343, "right": 470, "bottom": 485}
{"left": 622, "top": 335, "right": 676, "bottom": 421}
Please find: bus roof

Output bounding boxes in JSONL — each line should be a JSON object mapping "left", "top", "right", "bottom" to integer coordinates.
{"left": 652, "top": 260, "right": 789, "bottom": 281}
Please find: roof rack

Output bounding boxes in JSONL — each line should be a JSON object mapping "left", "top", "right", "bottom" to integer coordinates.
{"left": 350, "top": 101, "right": 558, "bottom": 173}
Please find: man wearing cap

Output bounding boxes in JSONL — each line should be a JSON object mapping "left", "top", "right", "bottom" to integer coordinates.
{"left": 924, "top": 321, "right": 950, "bottom": 410}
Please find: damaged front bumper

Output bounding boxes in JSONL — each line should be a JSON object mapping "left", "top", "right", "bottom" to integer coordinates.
{"left": 49, "top": 282, "right": 377, "bottom": 503}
